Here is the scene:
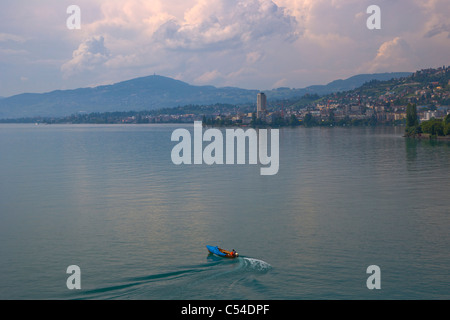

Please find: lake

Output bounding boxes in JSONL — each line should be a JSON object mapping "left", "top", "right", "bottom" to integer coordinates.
{"left": 0, "top": 124, "right": 449, "bottom": 299}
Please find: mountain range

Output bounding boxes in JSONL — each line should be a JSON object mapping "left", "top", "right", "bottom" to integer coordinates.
{"left": 0, "top": 72, "right": 411, "bottom": 119}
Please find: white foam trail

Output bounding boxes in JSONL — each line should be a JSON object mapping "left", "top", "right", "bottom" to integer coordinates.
{"left": 242, "top": 258, "right": 272, "bottom": 271}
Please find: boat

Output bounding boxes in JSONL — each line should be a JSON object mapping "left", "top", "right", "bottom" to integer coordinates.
{"left": 206, "top": 245, "right": 239, "bottom": 258}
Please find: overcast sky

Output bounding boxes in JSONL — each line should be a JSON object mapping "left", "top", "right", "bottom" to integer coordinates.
{"left": 0, "top": 0, "right": 449, "bottom": 97}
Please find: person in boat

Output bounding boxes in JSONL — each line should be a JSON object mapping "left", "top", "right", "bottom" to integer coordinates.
{"left": 231, "top": 249, "right": 237, "bottom": 257}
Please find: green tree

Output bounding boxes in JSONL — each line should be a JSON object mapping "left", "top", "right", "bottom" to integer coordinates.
{"left": 445, "top": 113, "right": 450, "bottom": 125}
{"left": 421, "top": 119, "right": 444, "bottom": 136}
{"left": 444, "top": 123, "right": 450, "bottom": 136}
{"left": 303, "top": 113, "right": 315, "bottom": 127}
{"left": 328, "top": 110, "right": 336, "bottom": 124}
{"left": 289, "top": 114, "right": 299, "bottom": 126}
{"left": 406, "top": 103, "right": 418, "bottom": 128}
{"left": 250, "top": 113, "right": 257, "bottom": 127}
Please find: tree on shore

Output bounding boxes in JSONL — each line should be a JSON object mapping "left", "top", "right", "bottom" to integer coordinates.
{"left": 445, "top": 114, "right": 450, "bottom": 136}
{"left": 405, "top": 103, "right": 421, "bottom": 136}
{"left": 303, "top": 113, "right": 315, "bottom": 127}
{"left": 406, "top": 103, "right": 418, "bottom": 128}
{"left": 421, "top": 119, "right": 444, "bottom": 136}
{"left": 289, "top": 114, "right": 300, "bottom": 126}
{"left": 418, "top": 113, "right": 450, "bottom": 137}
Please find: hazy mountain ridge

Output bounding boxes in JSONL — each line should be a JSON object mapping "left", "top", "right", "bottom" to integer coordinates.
{"left": 0, "top": 72, "right": 411, "bottom": 119}
{"left": 265, "top": 72, "right": 412, "bottom": 100}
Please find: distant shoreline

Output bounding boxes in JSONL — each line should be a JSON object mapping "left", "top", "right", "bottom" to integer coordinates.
{"left": 404, "top": 133, "right": 450, "bottom": 140}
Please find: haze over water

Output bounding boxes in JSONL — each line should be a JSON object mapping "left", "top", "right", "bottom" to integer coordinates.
{"left": 0, "top": 124, "right": 449, "bottom": 299}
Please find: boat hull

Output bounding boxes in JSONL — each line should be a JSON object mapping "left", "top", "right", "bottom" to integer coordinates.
{"left": 206, "top": 245, "right": 237, "bottom": 258}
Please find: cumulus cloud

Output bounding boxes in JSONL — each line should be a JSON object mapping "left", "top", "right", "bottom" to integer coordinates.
{"left": 61, "top": 36, "right": 111, "bottom": 78}
{"left": 57, "top": 0, "right": 449, "bottom": 90}
{"left": 146, "top": 0, "right": 299, "bottom": 51}
{"left": 365, "top": 37, "right": 418, "bottom": 73}
{"left": 64, "top": 0, "right": 300, "bottom": 88}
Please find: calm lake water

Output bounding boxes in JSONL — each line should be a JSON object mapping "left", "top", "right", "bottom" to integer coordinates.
{"left": 0, "top": 124, "right": 449, "bottom": 300}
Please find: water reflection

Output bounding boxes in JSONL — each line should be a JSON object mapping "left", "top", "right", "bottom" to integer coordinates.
{"left": 405, "top": 137, "right": 418, "bottom": 164}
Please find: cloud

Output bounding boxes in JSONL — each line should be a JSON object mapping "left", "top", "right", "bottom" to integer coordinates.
{"left": 0, "top": 48, "right": 28, "bottom": 56}
{"left": 246, "top": 51, "right": 264, "bottom": 64}
{"left": 56, "top": 0, "right": 449, "bottom": 91}
{"left": 418, "top": 0, "right": 450, "bottom": 36}
{"left": 424, "top": 23, "right": 450, "bottom": 38}
{"left": 272, "top": 78, "right": 289, "bottom": 88}
{"left": 0, "top": 32, "right": 28, "bottom": 43}
{"left": 194, "top": 69, "right": 223, "bottom": 84}
{"left": 62, "top": 0, "right": 300, "bottom": 88}
{"left": 365, "top": 37, "right": 418, "bottom": 73}
{"left": 151, "top": 0, "right": 299, "bottom": 51}
{"left": 61, "top": 36, "right": 111, "bottom": 78}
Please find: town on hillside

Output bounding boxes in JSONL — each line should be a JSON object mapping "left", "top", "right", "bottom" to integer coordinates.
{"left": 5, "top": 66, "right": 449, "bottom": 128}
{"left": 204, "top": 66, "right": 450, "bottom": 127}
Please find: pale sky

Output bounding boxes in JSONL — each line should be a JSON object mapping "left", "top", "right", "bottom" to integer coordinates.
{"left": 0, "top": 0, "right": 449, "bottom": 97}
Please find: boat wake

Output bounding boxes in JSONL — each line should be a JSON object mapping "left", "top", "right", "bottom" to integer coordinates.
{"left": 71, "top": 257, "right": 272, "bottom": 300}
{"left": 239, "top": 257, "right": 272, "bottom": 272}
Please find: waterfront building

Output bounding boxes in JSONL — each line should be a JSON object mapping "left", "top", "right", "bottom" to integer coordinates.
{"left": 257, "top": 92, "right": 267, "bottom": 119}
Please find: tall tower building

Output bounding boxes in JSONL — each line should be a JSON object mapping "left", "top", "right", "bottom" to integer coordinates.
{"left": 257, "top": 92, "right": 267, "bottom": 119}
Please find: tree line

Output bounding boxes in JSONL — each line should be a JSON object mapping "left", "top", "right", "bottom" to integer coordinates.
{"left": 405, "top": 103, "right": 450, "bottom": 138}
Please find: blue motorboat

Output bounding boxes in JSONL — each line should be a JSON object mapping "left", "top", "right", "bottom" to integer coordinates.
{"left": 206, "top": 245, "right": 239, "bottom": 258}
